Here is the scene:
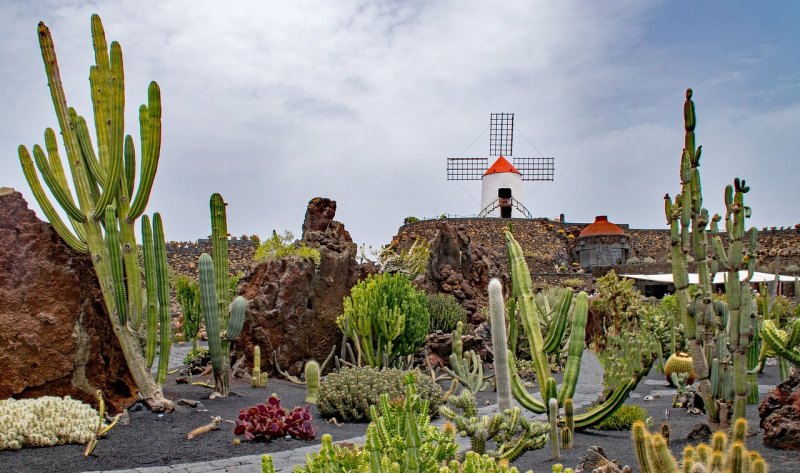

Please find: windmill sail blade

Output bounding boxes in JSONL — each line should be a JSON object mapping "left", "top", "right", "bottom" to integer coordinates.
{"left": 490, "top": 113, "right": 514, "bottom": 157}
{"left": 447, "top": 157, "right": 488, "bottom": 180}
{"left": 514, "top": 157, "right": 555, "bottom": 181}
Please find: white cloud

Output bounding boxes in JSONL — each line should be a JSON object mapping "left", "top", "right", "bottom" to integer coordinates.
{"left": 2, "top": 0, "right": 798, "bottom": 252}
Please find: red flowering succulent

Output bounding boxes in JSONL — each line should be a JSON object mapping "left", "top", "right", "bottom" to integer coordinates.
{"left": 234, "top": 394, "right": 315, "bottom": 441}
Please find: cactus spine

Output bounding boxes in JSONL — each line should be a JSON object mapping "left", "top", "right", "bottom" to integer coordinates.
{"left": 488, "top": 278, "right": 512, "bottom": 410}
{"left": 665, "top": 89, "right": 758, "bottom": 425}
{"left": 18, "top": 15, "right": 172, "bottom": 411}
{"left": 305, "top": 360, "right": 320, "bottom": 404}
{"left": 198, "top": 193, "right": 247, "bottom": 396}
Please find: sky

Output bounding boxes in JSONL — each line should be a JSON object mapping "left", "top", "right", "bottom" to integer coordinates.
{"left": 2, "top": 1, "right": 799, "bottom": 253}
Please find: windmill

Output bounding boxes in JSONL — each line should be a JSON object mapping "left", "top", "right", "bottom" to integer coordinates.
{"left": 447, "top": 113, "right": 554, "bottom": 218}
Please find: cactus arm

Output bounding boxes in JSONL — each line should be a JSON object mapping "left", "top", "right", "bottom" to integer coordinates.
{"left": 762, "top": 321, "right": 800, "bottom": 365}
{"left": 558, "top": 292, "right": 588, "bottom": 404}
{"left": 199, "top": 253, "right": 224, "bottom": 377}
{"left": 32, "top": 141, "right": 84, "bottom": 222}
{"left": 104, "top": 206, "right": 127, "bottom": 325}
{"left": 19, "top": 146, "right": 87, "bottom": 252}
{"left": 127, "top": 82, "right": 161, "bottom": 220}
{"left": 141, "top": 214, "right": 158, "bottom": 368}
{"left": 226, "top": 296, "right": 246, "bottom": 340}
{"left": 542, "top": 289, "right": 573, "bottom": 354}
{"left": 153, "top": 213, "right": 171, "bottom": 384}
{"left": 572, "top": 378, "right": 635, "bottom": 429}
{"left": 74, "top": 114, "right": 105, "bottom": 188}
{"left": 507, "top": 351, "right": 546, "bottom": 413}
{"left": 209, "top": 193, "right": 231, "bottom": 313}
{"left": 88, "top": 42, "right": 123, "bottom": 220}
{"left": 123, "top": 135, "right": 135, "bottom": 201}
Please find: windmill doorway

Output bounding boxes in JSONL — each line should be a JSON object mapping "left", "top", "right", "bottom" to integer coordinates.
{"left": 499, "top": 188, "right": 512, "bottom": 218}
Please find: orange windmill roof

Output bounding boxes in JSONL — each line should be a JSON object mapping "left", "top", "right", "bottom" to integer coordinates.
{"left": 484, "top": 156, "right": 521, "bottom": 176}
{"left": 578, "top": 216, "right": 626, "bottom": 237}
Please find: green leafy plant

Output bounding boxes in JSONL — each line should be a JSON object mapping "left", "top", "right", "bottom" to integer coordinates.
{"left": 337, "top": 273, "right": 430, "bottom": 368}
{"left": 427, "top": 293, "right": 468, "bottom": 333}
{"left": 317, "top": 366, "right": 442, "bottom": 422}
{"left": 591, "top": 405, "right": 652, "bottom": 431}
{"left": 253, "top": 230, "right": 321, "bottom": 266}
{"left": 18, "top": 14, "right": 172, "bottom": 411}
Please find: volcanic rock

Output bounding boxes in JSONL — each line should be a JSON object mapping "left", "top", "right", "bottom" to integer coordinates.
{"left": 0, "top": 188, "right": 136, "bottom": 412}
{"left": 237, "top": 198, "right": 376, "bottom": 375}
{"left": 760, "top": 369, "right": 800, "bottom": 450}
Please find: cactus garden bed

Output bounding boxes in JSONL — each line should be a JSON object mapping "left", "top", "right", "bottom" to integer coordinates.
{"left": 0, "top": 361, "right": 796, "bottom": 473}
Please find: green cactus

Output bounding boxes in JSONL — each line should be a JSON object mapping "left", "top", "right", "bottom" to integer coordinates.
{"left": 251, "top": 345, "right": 267, "bottom": 388}
{"left": 17, "top": 15, "right": 172, "bottom": 411}
{"left": 632, "top": 419, "right": 766, "bottom": 473}
{"left": 337, "top": 272, "right": 430, "bottom": 368}
{"left": 176, "top": 275, "right": 202, "bottom": 352}
{"left": 548, "top": 398, "right": 559, "bottom": 460}
{"left": 305, "top": 360, "right": 320, "bottom": 404}
{"left": 439, "top": 389, "right": 548, "bottom": 462}
{"left": 504, "top": 230, "right": 637, "bottom": 428}
{"left": 665, "top": 89, "right": 759, "bottom": 425}
{"left": 488, "top": 278, "right": 513, "bottom": 410}
{"left": 197, "top": 193, "right": 247, "bottom": 396}
{"left": 562, "top": 399, "right": 574, "bottom": 450}
{"left": 445, "top": 321, "right": 489, "bottom": 394}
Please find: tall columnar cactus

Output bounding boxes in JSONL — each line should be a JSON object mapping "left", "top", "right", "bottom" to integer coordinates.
{"left": 140, "top": 213, "right": 172, "bottom": 384}
{"left": 488, "top": 279, "right": 512, "bottom": 411}
{"left": 198, "top": 193, "right": 247, "bottom": 397}
{"left": 18, "top": 15, "right": 172, "bottom": 411}
{"left": 305, "top": 360, "right": 320, "bottom": 404}
{"left": 665, "top": 89, "right": 758, "bottom": 425}
{"left": 504, "top": 230, "right": 637, "bottom": 428}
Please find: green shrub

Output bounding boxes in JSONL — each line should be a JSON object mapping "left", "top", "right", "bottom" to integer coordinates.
{"left": 427, "top": 293, "right": 468, "bottom": 333}
{"left": 253, "top": 230, "right": 320, "bottom": 266}
{"left": 317, "top": 367, "right": 442, "bottom": 422}
{"left": 590, "top": 404, "right": 652, "bottom": 431}
{"left": 338, "top": 273, "right": 429, "bottom": 367}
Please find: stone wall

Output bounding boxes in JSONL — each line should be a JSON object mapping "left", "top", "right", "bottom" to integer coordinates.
{"left": 392, "top": 217, "right": 800, "bottom": 289}
{"left": 166, "top": 238, "right": 257, "bottom": 280}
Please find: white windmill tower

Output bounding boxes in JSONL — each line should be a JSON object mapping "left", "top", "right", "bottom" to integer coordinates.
{"left": 447, "top": 113, "right": 554, "bottom": 218}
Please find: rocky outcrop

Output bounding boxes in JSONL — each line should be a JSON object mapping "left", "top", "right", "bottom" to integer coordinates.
{"left": 0, "top": 188, "right": 137, "bottom": 412}
{"left": 236, "top": 198, "right": 377, "bottom": 375}
{"left": 759, "top": 370, "right": 800, "bottom": 450}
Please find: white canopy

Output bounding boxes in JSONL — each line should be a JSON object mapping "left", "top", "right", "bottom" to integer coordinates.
{"left": 620, "top": 271, "right": 799, "bottom": 285}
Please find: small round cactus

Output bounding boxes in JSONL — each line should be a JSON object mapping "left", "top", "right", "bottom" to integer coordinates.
{"left": 664, "top": 352, "right": 696, "bottom": 385}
